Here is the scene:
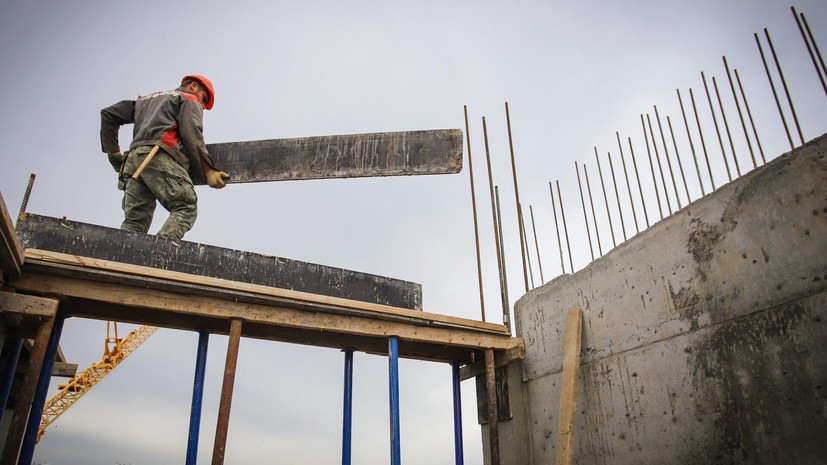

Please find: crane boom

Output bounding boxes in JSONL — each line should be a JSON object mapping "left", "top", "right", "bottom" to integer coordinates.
{"left": 38, "top": 324, "right": 158, "bottom": 441}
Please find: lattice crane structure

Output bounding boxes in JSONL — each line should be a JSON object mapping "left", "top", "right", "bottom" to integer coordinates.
{"left": 37, "top": 322, "right": 157, "bottom": 441}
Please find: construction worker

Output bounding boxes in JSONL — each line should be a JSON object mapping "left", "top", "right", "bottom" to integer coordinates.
{"left": 100, "top": 75, "right": 229, "bottom": 240}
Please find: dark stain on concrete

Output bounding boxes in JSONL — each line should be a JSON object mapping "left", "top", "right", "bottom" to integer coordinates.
{"left": 688, "top": 299, "right": 827, "bottom": 464}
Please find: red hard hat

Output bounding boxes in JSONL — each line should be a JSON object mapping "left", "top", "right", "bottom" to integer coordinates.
{"left": 182, "top": 74, "right": 215, "bottom": 110}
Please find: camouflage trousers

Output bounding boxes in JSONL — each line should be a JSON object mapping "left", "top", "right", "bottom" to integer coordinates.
{"left": 120, "top": 146, "right": 197, "bottom": 240}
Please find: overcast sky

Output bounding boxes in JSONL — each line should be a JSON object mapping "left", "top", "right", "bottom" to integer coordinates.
{"left": 1, "top": 1, "right": 826, "bottom": 464}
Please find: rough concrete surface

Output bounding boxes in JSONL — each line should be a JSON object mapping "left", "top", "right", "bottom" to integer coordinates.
{"left": 499, "top": 133, "right": 827, "bottom": 465}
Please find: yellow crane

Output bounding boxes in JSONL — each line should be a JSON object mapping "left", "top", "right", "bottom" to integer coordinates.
{"left": 38, "top": 322, "right": 157, "bottom": 441}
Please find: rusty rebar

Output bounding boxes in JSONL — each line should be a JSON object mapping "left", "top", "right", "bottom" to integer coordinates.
{"left": 575, "top": 162, "right": 595, "bottom": 261}
{"left": 667, "top": 116, "right": 691, "bottom": 203}
{"left": 549, "top": 182, "right": 566, "bottom": 274}
{"left": 712, "top": 76, "right": 742, "bottom": 177}
{"left": 647, "top": 114, "right": 672, "bottom": 215}
{"left": 483, "top": 117, "right": 508, "bottom": 319}
{"left": 557, "top": 180, "right": 575, "bottom": 273}
{"left": 641, "top": 114, "right": 664, "bottom": 220}
{"left": 464, "top": 106, "right": 485, "bottom": 321}
{"left": 627, "top": 137, "right": 650, "bottom": 228}
{"left": 529, "top": 204, "right": 544, "bottom": 284}
{"left": 734, "top": 69, "right": 766, "bottom": 164}
{"left": 583, "top": 163, "right": 603, "bottom": 256}
{"left": 518, "top": 204, "right": 535, "bottom": 289}
{"left": 677, "top": 89, "right": 705, "bottom": 196}
{"left": 594, "top": 148, "right": 617, "bottom": 247}
{"left": 765, "top": 28, "right": 805, "bottom": 145}
{"left": 19, "top": 173, "right": 36, "bottom": 216}
{"left": 607, "top": 151, "right": 627, "bottom": 241}
{"left": 690, "top": 88, "right": 716, "bottom": 190}
{"left": 485, "top": 349, "right": 500, "bottom": 465}
{"left": 505, "top": 102, "right": 529, "bottom": 292}
{"left": 494, "top": 186, "right": 511, "bottom": 332}
{"left": 793, "top": 7, "right": 827, "bottom": 95}
{"left": 702, "top": 72, "right": 733, "bottom": 182}
{"left": 616, "top": 132, "right": 639, "bottom": 234}
{"left": 756, "top": 33, "right": 794, "bottom": 149}
{"left": 799, "top": 11, "right": 827, "bottom": 95}
{"left": 654, "top": 106, "right": 682, "bottom": 209}
{"left": 723, "top": 57, "right": 757, "bottom": 169}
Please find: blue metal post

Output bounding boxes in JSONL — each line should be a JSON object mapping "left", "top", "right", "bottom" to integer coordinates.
{"left": 0, "top": 338, "right": 24, "bottom": 424}
{"left": 186, "top": 330, "right": 210, "bottom": 465}
{"left": 19, "top": 314, "right": 65, "bottom": 465}
{"left": 388, "top": 336, "right": 401, "bottom": 465}
{"left": 451, "top": 362, "right": 465, "bottom": 465}
{"left": 341, "top": 349, "right": 354, "bottom": 465}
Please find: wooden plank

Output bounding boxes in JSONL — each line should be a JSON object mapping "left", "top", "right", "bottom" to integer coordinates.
{"left": 23, "top": 249, "right": 506, "bottom": 334}
{"left": 555, "top": 307, "right": 583, "bottom": 465}
{"left": 0, "top": 291, "right": 59, "bottom": 319}
{"left": 459, "top": 345, "right": 525, "bottom": 381}
{"left": 51, "top": 362, "right": 78, "bottom": 378}
{"left": 16, "top": 213, "right": 422, "bottom": 311}
{"left": 10, "top": 273, "right": 522, "bottom": 355}
{"left": 203, "top": 129, "right": 463, "bottom": 184}
{"left": 0, "top": 191, "right": 23, "bottom": 280}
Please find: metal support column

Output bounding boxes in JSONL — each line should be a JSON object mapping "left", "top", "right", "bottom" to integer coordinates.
{"left": 342, "top": 349, "right": 354, "bottom": 465}
{"left": 186, "top": 330, "right": 210, "bottom": 465}
{"left": 451, "top": 362, "right": 465, "bottom": 465}
{"left": 0, "top": 339, "right": 23, "bottom": 423}
{"left": 18, "top": 314, "right": 65, "bottom": 465}
{"left": 211, "top": 318, "right": 242, "bottom": 465}
{"left": 388, "top": 336, "right": 401, "bottom": 465}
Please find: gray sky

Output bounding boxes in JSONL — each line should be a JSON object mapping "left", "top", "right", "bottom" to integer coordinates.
{"left": 1, "top": 1, "right": 825, "bottom": 464}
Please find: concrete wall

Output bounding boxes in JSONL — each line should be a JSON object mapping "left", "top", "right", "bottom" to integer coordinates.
{"left": 489, "top": 133, "right": 827, "bottom": 464}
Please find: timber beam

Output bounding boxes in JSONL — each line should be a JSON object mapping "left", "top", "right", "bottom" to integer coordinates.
{"left": 11, "top": 250, "right": 522, "bottom": 365}
{"left": 0, "top": 191, "right": 23, "bottom": 282}
{"left": 204, "top": 129, "right": 463, "bottom": 184}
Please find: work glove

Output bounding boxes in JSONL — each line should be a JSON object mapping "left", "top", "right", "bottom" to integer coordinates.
{"left": 206, "top": 169, "right": 230, "bottom": 189}
{"left": 107, "top": 152, "right": 124, "bottom": 173}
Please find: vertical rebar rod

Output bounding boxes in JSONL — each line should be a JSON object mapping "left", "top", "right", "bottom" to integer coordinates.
{"left": 677, "top": 89, "right": 706, "bottom": 196}
{"left": 557, "top": 181, "right": 575, "bottom": 273}
{"left": 654, "top": 107, "right": 682, "bottom": 208}
{"left": 616, "top": 132, "right": 639, "bottom": 234}
{"left": 800, "top": 12, "right": 827, "bottom": 93}
{"left": 186, "top": 330, "right": 210, "bottom": 465}
{"left": 723, "top": 57, "right": 757, "bottom": 169}
{"left": 18, "top": 315, "right": 64, "bottom": 465}
{"left": 583, "top": 164, "right": 603, "bottom": 256}
{"left": 702, "top": 72, "right": 733, "bottom": 182}
{"left": 793, "top": 7, "right": 827, "bottom": 95}
{"left": 342, "top": 349, "right": 354, "bottom": 465}
{"left": 529, "top": 205, "right": 544, "bottom": 284}
{"left": 451, "top": 362, "right": 465, "bottom": 465}
{"left": 485, "top": 348, "right": 500, "bottom": 465}
{"left": 464, "top": 106, "right": 486, "bottom": 321}
{"left": 734, "top": 69, "right": 767, "bottom": 164}
{"left": 575, "top": 162, "right": 595, "bottom": 261}
{"left": 518, "top": 204, "right": 535, "bottom": 289}
{"left": 690, "top": 88, "right": 717, "bottom": 190}
{"left": 594, "top": 149, "right": 617, "bottom": 247}
{"left": 549, "top": 182, "right": 566, "bottom": 274}
{"left": 505, "top": 102, "right": 529, "bottom": 293}
{"left": 19, "top": 173, "right": 36, "bottom": 216}
{"left": 483, "top": 117, "right": 508, "bottom": 319}
{"left": 666, "top": 116, "right": 691, "bottom": 203}
{"left": 712, "top": 76, "right": 742, "bottom": 177}
{"left": 607, "top": 152, "right": 627, "bottom": 241}
{"left": 628, "top": 138, "right": 650, "bottom": 228}
{"left": 756, "top": 32, "right": 795, "bottom": 150}
{"left": 211, "top": 318, "right": 243, "bottom": 465}
{"left": 647, "top": 114, "right": 672, "bottom": 214}
{"left": 641, "top": 114, "right": 664, "bottom": 220}
{"left": 495, "top": 187, "right": 511, "bottom": 332}
{"left": 388, "top": 336, "right": 401, "bottom": 465}
{"left": 766, "top": 28, "right": 805, "bottom": 145}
